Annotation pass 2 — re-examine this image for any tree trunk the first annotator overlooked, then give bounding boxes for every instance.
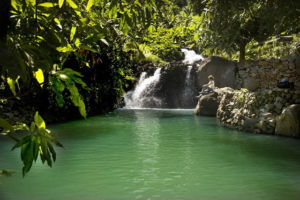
[239,42,246,62]
[0,0,11,42]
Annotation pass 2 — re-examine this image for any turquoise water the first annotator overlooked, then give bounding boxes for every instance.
[0,109,300,200]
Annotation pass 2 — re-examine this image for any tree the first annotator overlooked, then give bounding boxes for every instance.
[0,0,162,176]
[190,0,300,61]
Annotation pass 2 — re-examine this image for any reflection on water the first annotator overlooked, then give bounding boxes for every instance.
[0,109,300,200]
[133,110,160,197]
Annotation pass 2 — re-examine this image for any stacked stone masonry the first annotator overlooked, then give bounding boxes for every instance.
[216,88,300,137]
[235,57,300,91]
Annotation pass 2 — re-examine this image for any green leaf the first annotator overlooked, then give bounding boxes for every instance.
[21,140,34,176]
[50,76,65,107]
[67,83,87,118]
[11,135,31,151]
[47,142,56,161]
[78,99,87,118]
[34,69,44,87]
[38,2,57,7]
[7,77,17,96]
[75,38,80,48]
[30,122,35,133]
[58,0,65,8]
[54,18,61,25]
[125,75,136,81]
[66,0,78,9]
[56,45,74,53]
[86,0,94,11]
[11,0,18,10]
[34,112,46,130]
[29,0,36,6]
[9,113,63,176]
[12,123,29,132]
[70,26,77,41]
[100,38,109,46]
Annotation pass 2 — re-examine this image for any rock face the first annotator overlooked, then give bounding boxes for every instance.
[158,62,198,108]
[275,104,300,137]
[196,56,237,89]
[194,92,218,116]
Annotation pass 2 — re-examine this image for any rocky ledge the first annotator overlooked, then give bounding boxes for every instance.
[194,88,300,138]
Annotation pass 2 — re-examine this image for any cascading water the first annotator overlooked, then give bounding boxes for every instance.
[181,65,194,106]
[181,49,203,107]
[124,68,162,108]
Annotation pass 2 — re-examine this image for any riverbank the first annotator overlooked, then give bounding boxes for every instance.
[194,55,300,138]
[216,88,300,137]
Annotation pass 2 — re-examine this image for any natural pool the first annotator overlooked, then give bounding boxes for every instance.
[0,109,300,200]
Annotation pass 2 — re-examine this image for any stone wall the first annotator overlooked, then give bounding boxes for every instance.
[235,57,300,91]
[216,88,300,137]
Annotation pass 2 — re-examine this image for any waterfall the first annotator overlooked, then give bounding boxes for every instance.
[123,49,203,109]
[181,65,193,106]
[181,49,203,107]
[124,68,162,108]
[185,65,193,80]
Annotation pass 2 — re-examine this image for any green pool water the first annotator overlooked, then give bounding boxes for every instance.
[0,109,300,200]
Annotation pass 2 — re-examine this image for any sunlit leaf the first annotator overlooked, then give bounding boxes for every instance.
[59,0,65,8]
[86,0,94,11]
[29,0,36,6]
[7,77,17,96]
[100,38,109,46]
[56,45,74,53]
[70,26,77,41]
[38,2,57,7]
[66,0,78,9]
[54,18,61,25]
[75,38,80,48]
[34,69,44,87]
[11,0,18,10]
[34,112,46,130]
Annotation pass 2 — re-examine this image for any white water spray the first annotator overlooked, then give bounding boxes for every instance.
[181,49,204,64]
[124,68,162,108]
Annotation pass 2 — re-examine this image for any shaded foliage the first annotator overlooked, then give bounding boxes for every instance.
[0,0,163,175]
[190,0,300,61]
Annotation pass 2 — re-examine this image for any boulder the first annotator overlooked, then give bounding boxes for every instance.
[194,92,218,116]
[275,104,300,137]
[195,56,237,89]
